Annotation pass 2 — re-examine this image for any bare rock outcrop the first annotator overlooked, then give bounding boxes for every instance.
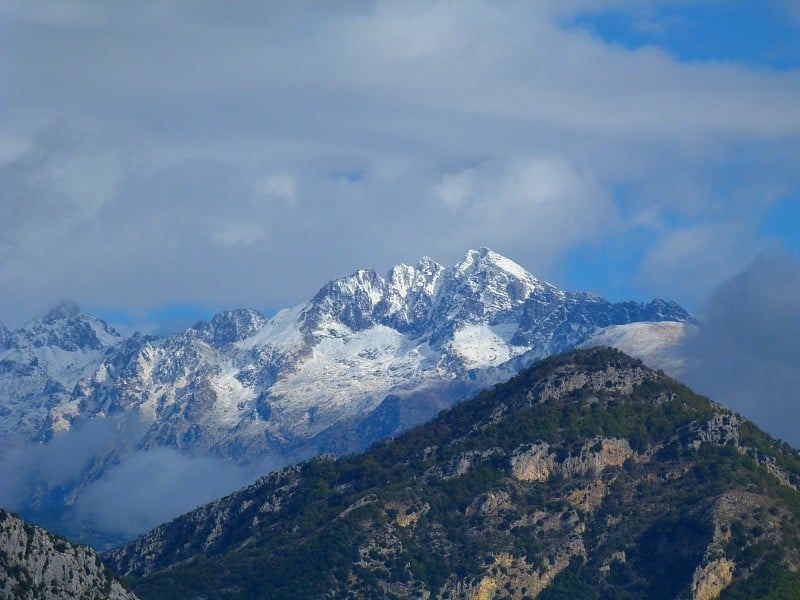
[511,438,638,482]
[0,508,137,600]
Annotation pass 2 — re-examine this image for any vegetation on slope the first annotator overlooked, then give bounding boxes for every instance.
[107,348,800,599]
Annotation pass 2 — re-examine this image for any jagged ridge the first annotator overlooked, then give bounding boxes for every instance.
[1,249,692,546]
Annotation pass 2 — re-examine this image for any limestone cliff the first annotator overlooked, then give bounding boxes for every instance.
[0,509,137,600]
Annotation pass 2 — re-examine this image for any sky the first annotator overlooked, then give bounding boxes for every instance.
[2,0,798,331]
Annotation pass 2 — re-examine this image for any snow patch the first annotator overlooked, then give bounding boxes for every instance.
[450,324,513,369]
[486,250,534,283]
[581,321,691,375]
[236,304,305,351]
[210,364,256,426]
[267,324,436,437]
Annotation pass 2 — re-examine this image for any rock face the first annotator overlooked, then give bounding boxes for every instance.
[511,438,637,482]
[0,508,137,599]
[106,349,800,599]
[0,249,691,545]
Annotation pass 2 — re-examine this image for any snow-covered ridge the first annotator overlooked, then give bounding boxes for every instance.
[0,248,692,544]
[580,321,693,376]
[1,249,692,448]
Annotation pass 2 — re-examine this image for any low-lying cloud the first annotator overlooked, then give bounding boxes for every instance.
[0,414,289,541]
[72,448,257,537]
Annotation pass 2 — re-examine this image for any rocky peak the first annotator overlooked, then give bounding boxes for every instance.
[641,298,695,322]
[377,258,445,332]
[208,309,268,345]
[302,268,388,332]
[43,300,81,324]
[14,303,120,353]
[438,248,543,322]
[299,248,544,335]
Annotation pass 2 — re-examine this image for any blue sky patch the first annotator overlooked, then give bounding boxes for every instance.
[568,2,800,70]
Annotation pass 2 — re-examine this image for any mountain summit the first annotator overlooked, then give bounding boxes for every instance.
[0,249,691,545]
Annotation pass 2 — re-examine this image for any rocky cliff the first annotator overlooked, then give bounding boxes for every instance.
[0,508,137,599]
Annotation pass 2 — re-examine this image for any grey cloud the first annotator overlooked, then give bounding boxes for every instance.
[72,448,259,537]
[1,2,799,325]
[0,414,145,506]
[678,254,800,448]
[637,221,781,306]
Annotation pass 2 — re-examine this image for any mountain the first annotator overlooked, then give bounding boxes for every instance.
[0,508,137,599]
[0,300,123,445]
[105,348,800,599]
[0,249,692,545]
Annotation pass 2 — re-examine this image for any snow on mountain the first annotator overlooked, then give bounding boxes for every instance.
[1,250,693,457]
[580,321,692,375]
[0,301,123,442]
[0,249,693,544]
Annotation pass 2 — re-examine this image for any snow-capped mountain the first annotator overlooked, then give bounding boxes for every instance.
[0,248,691,544]
[0,301,123,443]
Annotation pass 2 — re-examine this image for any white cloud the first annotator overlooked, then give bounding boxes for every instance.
[257,174,296,206]
[431,158,619,265]
[211,222,266,247]
[435,169,477,209]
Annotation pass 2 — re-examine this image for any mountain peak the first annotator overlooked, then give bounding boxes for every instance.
[209,309,268,345]
[455,247,536,283]
[43,300,81,323]
[17,300,121,352]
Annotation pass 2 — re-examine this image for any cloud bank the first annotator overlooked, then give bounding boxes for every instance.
[0,414,285,539]
[1,2,799,326]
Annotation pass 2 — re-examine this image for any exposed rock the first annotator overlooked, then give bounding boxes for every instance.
[459,534,586,600]
[0,508,137,600]
[534,364,651,404]
[688,412,741,450]
[511,438,638,482]
[692,557,734,600]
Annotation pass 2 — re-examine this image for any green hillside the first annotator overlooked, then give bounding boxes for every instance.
[107,348,800,599]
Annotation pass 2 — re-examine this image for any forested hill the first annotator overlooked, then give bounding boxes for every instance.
[107,348,800,599]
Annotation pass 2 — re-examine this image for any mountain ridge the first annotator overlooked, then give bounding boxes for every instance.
[0,249,692,546]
